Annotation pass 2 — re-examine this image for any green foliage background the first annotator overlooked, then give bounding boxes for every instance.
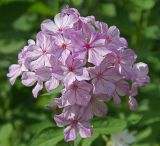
[0,0,160,146]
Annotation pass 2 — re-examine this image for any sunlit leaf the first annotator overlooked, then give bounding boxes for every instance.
[71,0,83,6]
[28,2,54,16]
[92,117,127,134]
[143,25,160,39]
[29,127,63,146]
[130,0,155,10]
[0,123,13,143]
[101,3,116,17]
[81,134,99,146]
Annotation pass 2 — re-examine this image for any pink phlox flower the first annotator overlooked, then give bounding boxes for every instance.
[7,39,35,85]
[89,61,121,95]
[61,80,92,107]
[80,16,96,24]
[54,106,92,142]
[127,85,139,111]
[61,7,80,17]
[70,23,110,65]
[25,32,55,70]
[45,56,64,92]
[111,48,137,78]
[7,64,22,85]
[112,80,129,105]
[128,96,138,111]
[41,13,78,34]
[21,67,50,97]
[62,55,90,87]
[126,62,149,111]
[84,94,109,120]
[18,39,35,71]
[74,15,95,31]
[132,62,150,87]
[53,34,72,63]
[96,22,128,49]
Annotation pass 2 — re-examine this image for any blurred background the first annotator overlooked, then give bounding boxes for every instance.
[0,0,160,146]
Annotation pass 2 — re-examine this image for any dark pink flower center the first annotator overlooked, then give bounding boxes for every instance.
[62,43,67,49]
[68,66,75,72]
[72,119,78,125]
[96,72,103,79]
[41,49,47,55]
[72,84,78,90]
[106,36,112,44]
[115,56,121,64]
[58,28,63,32]
[84,43,91,50]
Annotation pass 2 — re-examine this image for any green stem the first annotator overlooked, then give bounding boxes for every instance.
[69,141,75,146]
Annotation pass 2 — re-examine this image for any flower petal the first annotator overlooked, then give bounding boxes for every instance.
[45,77,59,92]
[64,126,77,142]
[32,81,43,98]
[41,19,58,33]
[78,122,92,138]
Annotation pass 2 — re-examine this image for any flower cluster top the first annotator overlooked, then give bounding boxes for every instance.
[7,7,149,141]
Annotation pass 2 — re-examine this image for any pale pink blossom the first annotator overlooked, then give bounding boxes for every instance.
[41,13,78,34]
[112,48,137,78]
[70,23,110,65]
[84,94,109,120]
[132,62,150,87]
[21,67,50,97]
[53,34,72,63]
[45,56,64,92]
[62,55,90,87]
[25,32,55,70]
[112,80,129,105]
[7,64,22,85]
[62,80,92,106]
[89,64,121,95]
[96,22,128,49]
[54,106,92,142]
[128,96,138,111]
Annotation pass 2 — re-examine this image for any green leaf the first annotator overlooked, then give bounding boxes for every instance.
[81,134,99,146]
[90,135,106,146]
[130,0,155,10]
[0,123,13,143]
[56,140,70,146]
[92,117,126,134]
[71,0,83,6]
[135,127,152,142]
[29,127,64,146]
[27,120,55,135]
[127,113,143,125]
[143,116,160,125]
[41,85,63,97]
[13,13,37,31]
[28,2,54,16]
[101,3,116,17]
[0,39,25,54]
[143,25,160,39]
[129,10,141,22]
[74,137,82,146]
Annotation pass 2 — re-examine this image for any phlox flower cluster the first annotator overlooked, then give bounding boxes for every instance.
[7,7,149,141]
